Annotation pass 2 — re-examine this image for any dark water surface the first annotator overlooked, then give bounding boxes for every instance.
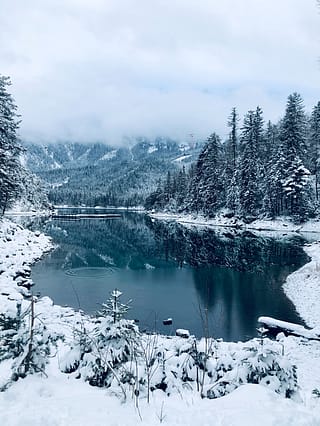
[26,209,309,340]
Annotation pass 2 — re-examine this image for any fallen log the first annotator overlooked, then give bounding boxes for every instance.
[258,316,320,341]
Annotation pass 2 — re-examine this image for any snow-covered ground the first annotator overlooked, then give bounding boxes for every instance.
[0,218,320,425]
[284,242,320,330]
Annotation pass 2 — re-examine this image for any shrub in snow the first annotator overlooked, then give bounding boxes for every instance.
[205,342,297,399]
[61,316,140,388]
[0,300,58,388]
[61,290,139,390]
[86,318,139,387]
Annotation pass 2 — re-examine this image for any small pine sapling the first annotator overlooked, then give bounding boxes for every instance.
[98,289,132,323]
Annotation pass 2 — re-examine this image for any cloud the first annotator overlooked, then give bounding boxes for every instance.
[0,0,319,144]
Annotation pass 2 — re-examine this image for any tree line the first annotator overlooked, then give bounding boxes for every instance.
[146,93,320,223]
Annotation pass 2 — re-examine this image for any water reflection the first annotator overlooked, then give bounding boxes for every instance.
[26,209,309,340]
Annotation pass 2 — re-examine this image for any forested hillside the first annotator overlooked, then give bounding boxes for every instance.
[23,138,204,207]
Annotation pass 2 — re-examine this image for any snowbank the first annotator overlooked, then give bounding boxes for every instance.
[283,242,320,330]
[0,377,318,426]
[0,219,53,305]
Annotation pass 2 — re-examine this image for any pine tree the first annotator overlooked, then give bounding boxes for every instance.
[201,133,224,217]
[225,108,239,214]
[186,149,207,214]
[236,110,261,218]
[0,75,22,214]
[227,107,238,171]
[279,93,312,220]
[309,101,320,200]
[282,158,312,221]
[176,166,187,208]
[280,93,307,164]
[253,106,264,156]
[262,125,286,217]
[186,133,223,216]
[99,289,131,323]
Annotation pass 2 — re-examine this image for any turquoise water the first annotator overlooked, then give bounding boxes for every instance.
[29,209,308,340]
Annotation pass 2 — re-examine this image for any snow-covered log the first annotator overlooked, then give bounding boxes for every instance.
[258,316,320,340]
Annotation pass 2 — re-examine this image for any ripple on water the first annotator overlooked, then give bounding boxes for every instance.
[64,267,116,278]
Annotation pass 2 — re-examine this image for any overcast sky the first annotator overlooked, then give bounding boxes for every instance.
[1,0,319,145]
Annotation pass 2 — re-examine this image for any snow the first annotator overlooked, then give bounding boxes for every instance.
[172,154,192,163]
[283,242,320,329]
[147,146,158,154]
[5,208,50,217]
[145,263,155,269]
[258,316,320,340]
[0,218,320,425]
[175,328,190,338]
[1,376,317,426]
[51,177,69,189]
[179,143,191,152]
[99,150,117,161]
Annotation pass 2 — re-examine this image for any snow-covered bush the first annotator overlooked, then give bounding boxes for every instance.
[61,316,140,388]
[205,341,297,399]
[0,300,58,388]
[61,290,140,390]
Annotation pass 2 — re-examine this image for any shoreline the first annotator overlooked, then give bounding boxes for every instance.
[148,211,320,235]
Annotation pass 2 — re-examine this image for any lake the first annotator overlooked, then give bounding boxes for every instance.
[25,208,310,340]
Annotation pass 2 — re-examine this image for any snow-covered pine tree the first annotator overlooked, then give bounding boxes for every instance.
[145,179,165,211]
[201,133,224,217]
[186,133,224,217]
[235,110,262,218]
[225,107,239,214]
[185,148,206,214]
[262,123,286,217]
[281,93,307,163]
[175,166,187,208]
[227,107,238,171]
[0,75,22,214]
[282,158,312,222]
[253,106,265,159]
[62,290,139,393]
[279,93,313,220]
[308,101,320,200]
[99,289,131,323]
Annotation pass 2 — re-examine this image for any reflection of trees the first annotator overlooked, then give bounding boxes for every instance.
[147,218,307,273]
[29,213,307,276]
[192,264,305,341]
[29,212,162,270]
[27,213,156,270]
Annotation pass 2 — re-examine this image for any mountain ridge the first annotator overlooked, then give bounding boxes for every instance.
[22,138,204,207]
